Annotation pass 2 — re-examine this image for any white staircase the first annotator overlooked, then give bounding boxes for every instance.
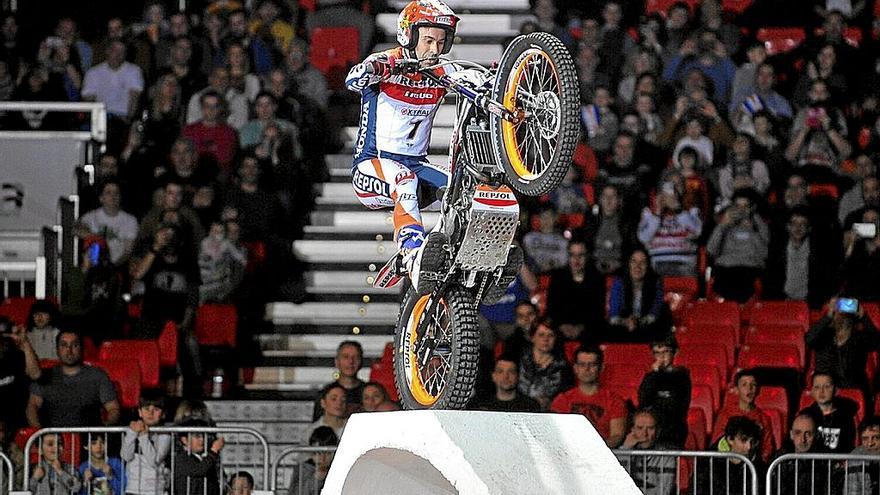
[250,9,532,394]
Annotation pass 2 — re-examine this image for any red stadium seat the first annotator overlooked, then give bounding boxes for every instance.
[743,325,806,368]
[0,296,37,325]
[737,343,802,371]
[863,302,880,329]
[684,301,741,342]
[663,276,699,316]
[722,0,753,14]
[99,340,161,389]
[310,27,360,89]
[838,388,866,425]
[38,359,59,370]
[763,407,785,450]
[678,343,730,381]
[756,28,806,56]
[691,385,716,434]
[195,303,238,347]
[689,364,723,410]
[564,340,581,365]
[602,343,653,366]
[663,276,699,299]
[158,320,178,368]
[676,324,737,369]
[809,183,839,200]
[687,407,708,450]
[243,240,267,275]
[96,357,141,409]
[82,336,99,362]
[749,301,810,331]
[603,363,649,389]
[755,386,789,421]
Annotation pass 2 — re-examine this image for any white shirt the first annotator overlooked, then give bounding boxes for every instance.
[186,87,249,130]
[80,207,139,264]
[82,62,144,117]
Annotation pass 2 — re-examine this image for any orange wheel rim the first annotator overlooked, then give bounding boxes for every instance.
[501,49,561,181]
[405,294,449,406]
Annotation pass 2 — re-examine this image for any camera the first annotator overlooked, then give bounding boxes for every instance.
[836,297,859,315]
[854,222,877,239]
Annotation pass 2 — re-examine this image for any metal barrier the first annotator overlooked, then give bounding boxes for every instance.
[0,102,107,145]
[613,449,760,495]
[0,258,46,299]
[271,446,336,495]
[22,427,270,495]
[0,451,13,495]
[766,453,880,495]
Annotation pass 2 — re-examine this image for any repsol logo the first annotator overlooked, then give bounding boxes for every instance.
[405,91,435,99]
[355,101,370,155]
[353,169,390,197]
[476,191,513,199]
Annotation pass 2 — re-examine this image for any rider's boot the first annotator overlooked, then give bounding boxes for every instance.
[403,231,448,295]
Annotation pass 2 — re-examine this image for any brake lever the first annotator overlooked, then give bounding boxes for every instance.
[390,58,422,76]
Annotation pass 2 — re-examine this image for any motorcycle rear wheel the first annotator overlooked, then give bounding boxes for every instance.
[490,32,580,196]
[393,284,479,410]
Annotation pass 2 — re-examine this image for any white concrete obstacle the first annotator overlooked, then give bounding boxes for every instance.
[321,410,641,495]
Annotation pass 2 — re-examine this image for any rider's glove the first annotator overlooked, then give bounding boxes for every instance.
[368,54,400,79]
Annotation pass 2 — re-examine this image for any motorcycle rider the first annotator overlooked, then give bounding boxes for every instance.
[345,0,459,292]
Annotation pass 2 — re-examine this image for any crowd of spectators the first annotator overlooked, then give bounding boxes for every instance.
[0,0,374,395]
[6,0,880,492]
[472,0,880,491]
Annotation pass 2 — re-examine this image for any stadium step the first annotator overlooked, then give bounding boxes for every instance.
[266,301,399,326]
[246,366,373,391]
[258,334,392,359]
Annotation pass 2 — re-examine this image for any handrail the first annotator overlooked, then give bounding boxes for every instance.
[0,451,12,494]
[766,452,880,495]
[613,448,759,495]
[271,446,337,494]
[0,257,46,298]
[0,101,106,142]
[22,426,271,490]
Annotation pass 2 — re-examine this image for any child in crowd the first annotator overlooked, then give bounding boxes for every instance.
[78,436,125,495]
[120,392,171,495]
[26,299,62,360]
[173,418,225,495]
[29,434,82,495]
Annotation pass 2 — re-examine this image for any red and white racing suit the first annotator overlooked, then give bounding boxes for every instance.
[346,47,454,250]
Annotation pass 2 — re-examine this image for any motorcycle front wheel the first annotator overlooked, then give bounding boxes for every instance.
[393,284,479,410]
[490,32,580,196]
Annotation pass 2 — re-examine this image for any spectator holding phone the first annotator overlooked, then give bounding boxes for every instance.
[839,207,880,301]
[707,190,769,302]
[785,79,851,183]
[806,296,880,392]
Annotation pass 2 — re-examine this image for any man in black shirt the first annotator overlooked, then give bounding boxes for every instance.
[638,335,691,447]
[798,372,858,453]
[470,355,540,412]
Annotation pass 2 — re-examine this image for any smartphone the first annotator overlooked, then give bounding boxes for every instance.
[88,243,100,265]
[837,297,859,314]
[854,222,877,238]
